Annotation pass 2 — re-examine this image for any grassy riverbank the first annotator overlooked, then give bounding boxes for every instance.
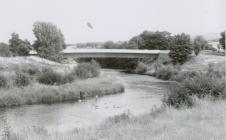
[6,98,226,140]
[0,56,124,107]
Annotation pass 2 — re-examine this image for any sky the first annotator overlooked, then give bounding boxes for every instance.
[0,0,225,44]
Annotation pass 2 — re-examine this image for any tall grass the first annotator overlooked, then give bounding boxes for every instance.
[6,99,226,140]
[164,66,225,108]
[0,77,124,107]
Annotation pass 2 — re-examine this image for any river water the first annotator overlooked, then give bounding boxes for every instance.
[0,69,170,136]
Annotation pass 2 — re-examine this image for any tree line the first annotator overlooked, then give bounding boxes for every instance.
[0,21,225,64]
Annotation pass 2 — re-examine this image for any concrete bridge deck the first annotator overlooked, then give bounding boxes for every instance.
[30,48,169,58]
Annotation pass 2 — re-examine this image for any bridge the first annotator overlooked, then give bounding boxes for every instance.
[30,48,169,58]
[62,48,169,58]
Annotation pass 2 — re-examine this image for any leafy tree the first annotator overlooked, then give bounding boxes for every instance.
[139,31,171,50]
[0,42,11,57]
[33,22,65,61]
[128,36,144,49]
[219,31,225,49]
[9,33,31,56]
[172,33,191,46]
[193,36,208,56]
[169,33,193,64]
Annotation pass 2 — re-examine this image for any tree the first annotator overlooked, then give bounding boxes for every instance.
[193,36,208,56]
[128,36,144,49]
[0,42,11,57]
[33,22,65,61]
[172,33,191,46]
[219,31,225,49]
[169,33,193,64]
[139,31,171,50]
[9,33,31,56]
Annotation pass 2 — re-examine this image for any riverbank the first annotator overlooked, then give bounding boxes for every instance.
[0,56,124,107]
[6,98,226,140]
[0,77,124,107]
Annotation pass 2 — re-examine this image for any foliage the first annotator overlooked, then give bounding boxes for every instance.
[0,42,11,57]
[33,22,65,61]
[134,62,148,74]
[8,33,31,56]
[154,64,179,80]
[38,70,74,85]
[139,31,171,50]
[74,61,100,79]
[164,68,225,108]
[219,31,225,49]
[0,75,7,88]
[169,45,193,64]
[14,72,30,87]
[163,85,194,108]
[193,36,208,56]
[172,33,191,46]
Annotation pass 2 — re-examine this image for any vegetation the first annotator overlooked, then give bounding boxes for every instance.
[164,66,225,108]
[74,60,100,79]
[134,62,147,74]
[138,31,171,50]
[14,72,30,87]
[0,77,124,107]
[0,42,11,57]
[0,75,7,88]
[154,64,179,80]
[193,36,208,56]
[5,99,226,140]
[8,33,31,56]
[33,22,66,61]
[219,31,225,49]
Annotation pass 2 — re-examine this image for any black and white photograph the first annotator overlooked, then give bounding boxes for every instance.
[0,0,225,139]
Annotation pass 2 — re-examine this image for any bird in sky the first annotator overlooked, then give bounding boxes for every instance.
[86,22,93,29]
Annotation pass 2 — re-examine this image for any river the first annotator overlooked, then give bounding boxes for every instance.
[0,69,170,136]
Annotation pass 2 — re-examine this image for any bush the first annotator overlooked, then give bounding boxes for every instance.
[134,62,147,74]
[38,71,63,85]
[154,64,179,80]
[163,85,194,108]
[170,71,200,82]
[164,69,225,108]
[0,75,7,88]
[169,45,193,64]
[0,43,11,57]
[74,61,100,79]
[38,71,74,85]
[14,72,30,87]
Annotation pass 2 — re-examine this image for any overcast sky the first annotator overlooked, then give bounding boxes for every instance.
[0,0,225,43]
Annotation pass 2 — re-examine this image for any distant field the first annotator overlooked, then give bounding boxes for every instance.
[182,51,225,71]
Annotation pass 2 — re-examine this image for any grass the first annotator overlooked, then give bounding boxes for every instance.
[5,98,226,140]
[0,56,124,107]
[0,77,124,107]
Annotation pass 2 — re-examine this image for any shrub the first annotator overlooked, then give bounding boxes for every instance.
[170,71,200,82]
[14,72,30,87]
[38,70,75,85]
[0,75,7,88]
[154,64,179,80]
[163,85,194,108]
[38,71,63,85]
[74,61,100,79]
[0,43,11,57]
[164,69,225,108]
[134,62,147,74]
[169,45,193,64]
